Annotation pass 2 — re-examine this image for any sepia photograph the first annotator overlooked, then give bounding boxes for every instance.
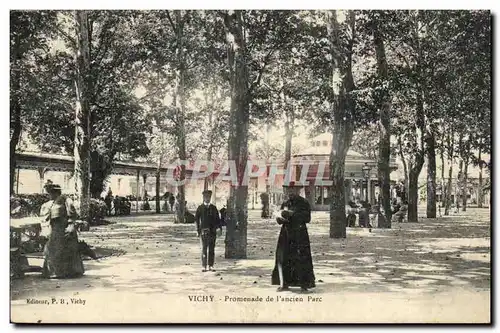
[8,6,491,324]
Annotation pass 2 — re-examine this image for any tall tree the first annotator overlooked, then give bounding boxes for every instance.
[370,11,392,227]
[73,10,92,220]
[326,10,356,238]
[10,11,56,194]
[27,11,151,198]
[223,10,250,258]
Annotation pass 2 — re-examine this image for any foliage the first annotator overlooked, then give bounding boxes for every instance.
[350,123,380,159]
[87,199,108,224]
[9,194,106,224]
[10,194,50,218]
[13,10,491,227]
[23,11,151,197]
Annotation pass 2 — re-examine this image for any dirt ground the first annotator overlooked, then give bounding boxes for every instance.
[10,207,490,323]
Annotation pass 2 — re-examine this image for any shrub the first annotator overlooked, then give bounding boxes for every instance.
[88,199,107,224]
[141,201,151,211]
[10,194,107,225]
[10,194,50,218]
[113,196,131,216]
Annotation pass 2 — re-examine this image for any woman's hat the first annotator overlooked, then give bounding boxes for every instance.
[44,182,62,191]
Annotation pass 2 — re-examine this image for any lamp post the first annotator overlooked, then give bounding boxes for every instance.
[361,163,372,203]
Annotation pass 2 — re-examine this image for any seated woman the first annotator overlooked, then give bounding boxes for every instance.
[391,198,401,214]
[393,200,408,223]
[40,183,84,279]
[346,200,358,227]
[358,201,370,228]
[219,203,228,227]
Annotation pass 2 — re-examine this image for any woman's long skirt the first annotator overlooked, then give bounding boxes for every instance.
[42,219,84,279]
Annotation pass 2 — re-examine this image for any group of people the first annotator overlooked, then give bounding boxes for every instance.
[37,181,316,293]
[195,183,316,291]
[345,196,409,227]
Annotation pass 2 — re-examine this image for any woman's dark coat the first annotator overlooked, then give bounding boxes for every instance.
[271,195,315,288]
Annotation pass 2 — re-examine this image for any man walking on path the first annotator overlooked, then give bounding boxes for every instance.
[195,190,222,272]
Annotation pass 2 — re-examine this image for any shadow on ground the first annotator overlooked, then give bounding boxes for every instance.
[11,208,490,299]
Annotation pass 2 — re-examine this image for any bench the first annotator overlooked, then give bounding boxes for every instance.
[10,223,44,278]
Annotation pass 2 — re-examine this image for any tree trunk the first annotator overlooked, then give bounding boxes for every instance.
[73,10,92,221]
[10,73,21,196]
[174,11,187,224]
[10,32,22,195]
[156,157,161,213]
[478,141,483,208]
[89,151,113,198]
[408,168,420,222]
[455,158,463,212]
[204,145,213,191]
[440,133,445,211]
[204,104,214,191]
[459,136,471,211]
[327,10,356,238]
[426,132,437,218]
[284,113,293,185]
[373,18,391,227]
[407,132,425,222]
[398,136,409,193]
[280,61,294,188]
[330,130,352,238]
[407,12,426,223]
[444,130,454,215]
[462,158,469,211]
[265,122,271,200]
[444,163,453,215]
[224,11,249,258]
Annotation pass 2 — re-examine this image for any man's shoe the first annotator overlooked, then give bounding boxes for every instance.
[209,267,216,272]
[277,286,289,292]
[202,267,207,272]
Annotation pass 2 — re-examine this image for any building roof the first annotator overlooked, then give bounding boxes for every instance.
[295,145,364,158]
[295,133,365,158]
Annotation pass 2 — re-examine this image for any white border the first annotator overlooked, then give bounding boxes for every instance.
[1,1,497,332]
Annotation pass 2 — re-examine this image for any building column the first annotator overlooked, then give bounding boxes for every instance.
[135,170,140,213]
[16,167,20,194]
[37,167,48,193]
[304,182,315,209]
[367,179,371,203]
[345,179,352,204]
[369,180,376,205]
[142,173,148,199]
[212,179,217,204]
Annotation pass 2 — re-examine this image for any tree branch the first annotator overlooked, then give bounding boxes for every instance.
[166,10,177,34]
[55,25,77,49]
[249,48,276,95]
[387,42,412,69]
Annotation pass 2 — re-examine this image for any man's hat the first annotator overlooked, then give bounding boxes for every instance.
[202,190,213,196]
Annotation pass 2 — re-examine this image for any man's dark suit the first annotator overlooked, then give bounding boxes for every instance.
[195,204,221,268]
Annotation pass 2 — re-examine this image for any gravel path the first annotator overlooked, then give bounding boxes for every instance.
[10,207,490,323]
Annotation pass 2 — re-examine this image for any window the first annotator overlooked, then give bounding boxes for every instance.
[316,141,321,146]
[312,142,315,147]
[323,140,328,146]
